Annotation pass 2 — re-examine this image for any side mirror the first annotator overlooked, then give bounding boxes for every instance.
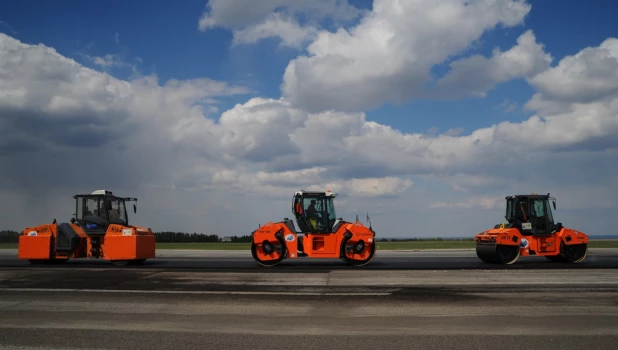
[133,204,137,214]
[552,200,556,210]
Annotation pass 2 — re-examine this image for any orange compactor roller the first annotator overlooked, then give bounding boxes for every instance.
[475,193,588,264]
[251,190,376,267]
[18,189,156,266]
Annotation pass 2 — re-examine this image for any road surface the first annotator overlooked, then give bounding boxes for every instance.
[0,248,617,349]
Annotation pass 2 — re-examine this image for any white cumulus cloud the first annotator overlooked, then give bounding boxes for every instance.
[281,0,533,112]
[527,37,618,109]
[435,30,553,98]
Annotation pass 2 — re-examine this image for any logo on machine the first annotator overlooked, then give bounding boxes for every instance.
[285,234,295,242]
[519,238,529,248]
[27,231,37,236]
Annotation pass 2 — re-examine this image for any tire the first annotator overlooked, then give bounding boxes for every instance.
[341,239,376,266]
[476,243,520,264]
[561,242,588,263]
[251,241,286,267]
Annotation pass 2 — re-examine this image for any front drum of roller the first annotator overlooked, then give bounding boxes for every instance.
[476,243,520,264]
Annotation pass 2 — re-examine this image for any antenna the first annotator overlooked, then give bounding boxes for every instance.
[366,212,372,230]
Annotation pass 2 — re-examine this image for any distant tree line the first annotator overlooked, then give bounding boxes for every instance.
[0,230,19,243]
[225,235,253,243]
[153,232,252,243]
[375,237,474,242]
[154,231,220,243]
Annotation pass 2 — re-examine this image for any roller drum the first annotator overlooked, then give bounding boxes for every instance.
[476,242,520,264]
[476,243,500,263]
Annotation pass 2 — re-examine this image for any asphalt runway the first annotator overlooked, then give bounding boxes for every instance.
[1,248,617,349]
[1,247,617,270]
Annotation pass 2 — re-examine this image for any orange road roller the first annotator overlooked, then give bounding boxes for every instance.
[18,189,156,266]
[475,193,588,264]
[251,190,376,267]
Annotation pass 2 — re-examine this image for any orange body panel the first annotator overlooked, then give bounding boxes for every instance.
[474,226,589,257]
[18,224,55,260]
[18,235,52,259]
[101,235,156,260]
[17,222,156,262]
[303,234,339,257]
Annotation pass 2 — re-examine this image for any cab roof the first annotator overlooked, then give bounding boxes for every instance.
[506,193,552,199]
[294,190,337,198]
[73,189,137,201]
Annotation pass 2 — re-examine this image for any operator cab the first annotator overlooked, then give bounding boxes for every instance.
[505,193,560,235]
[73,189,138,235]
[293,190,340,234]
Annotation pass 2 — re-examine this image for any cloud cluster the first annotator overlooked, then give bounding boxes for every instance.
[2,0,618,237]
[0,33,246,198]
[436,30,553,98]
[281,0,534,112]
[0,33,417,232]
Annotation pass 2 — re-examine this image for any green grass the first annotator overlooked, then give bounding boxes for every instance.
[2,240,618,250]
[587,240,618,248]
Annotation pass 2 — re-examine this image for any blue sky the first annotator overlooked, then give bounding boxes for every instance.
[1,0,617,237]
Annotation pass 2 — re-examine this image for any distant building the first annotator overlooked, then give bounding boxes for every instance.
[221,236,233,242]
